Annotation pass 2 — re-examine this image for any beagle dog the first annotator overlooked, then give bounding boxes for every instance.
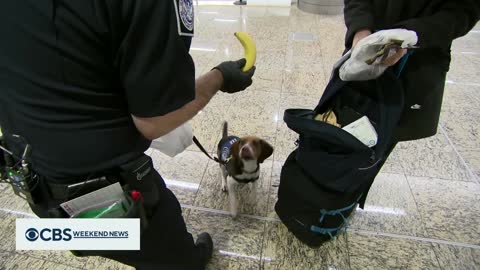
[217,122,273,218]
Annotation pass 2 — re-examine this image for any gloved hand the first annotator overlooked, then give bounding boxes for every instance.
[213,59,256,93]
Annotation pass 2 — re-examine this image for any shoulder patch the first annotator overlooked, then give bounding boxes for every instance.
[173,0,194,37]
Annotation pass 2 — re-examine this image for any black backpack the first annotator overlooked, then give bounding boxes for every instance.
[275,59,405,247]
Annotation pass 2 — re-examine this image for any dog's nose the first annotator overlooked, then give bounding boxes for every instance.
[241,146,254,159]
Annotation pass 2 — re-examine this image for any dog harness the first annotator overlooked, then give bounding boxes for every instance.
[218,136,240,163]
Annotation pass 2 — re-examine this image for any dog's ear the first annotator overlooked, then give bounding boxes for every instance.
[230,140,241,161]
[258,140,273,163]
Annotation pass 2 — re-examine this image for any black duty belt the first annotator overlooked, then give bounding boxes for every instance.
[43,174,121,201]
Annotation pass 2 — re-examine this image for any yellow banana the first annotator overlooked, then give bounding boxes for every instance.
[234,32,256,72]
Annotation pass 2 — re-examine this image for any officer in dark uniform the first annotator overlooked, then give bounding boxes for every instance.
[344,0,480,141]
[0,0,255,269]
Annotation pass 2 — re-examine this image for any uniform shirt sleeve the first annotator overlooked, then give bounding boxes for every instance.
[113,0,196,117]
[394,0,480,49]
[344,0,375,49]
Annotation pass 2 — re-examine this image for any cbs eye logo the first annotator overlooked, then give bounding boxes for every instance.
[25,228,39,242]
[24,228,72,242]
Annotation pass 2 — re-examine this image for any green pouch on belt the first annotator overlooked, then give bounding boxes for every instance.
[73,199,128,219]
[71,191,148,232]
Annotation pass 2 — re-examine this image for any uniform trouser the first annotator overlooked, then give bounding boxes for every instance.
[29,169,205,270]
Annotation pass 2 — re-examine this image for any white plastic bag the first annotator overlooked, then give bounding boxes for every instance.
[340,29,418,81]
[150,122,193,157]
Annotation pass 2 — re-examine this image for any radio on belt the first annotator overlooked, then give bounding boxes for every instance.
[0,130,41,205]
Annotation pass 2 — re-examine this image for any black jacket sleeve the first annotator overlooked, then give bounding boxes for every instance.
[395,0,480,49]
[103,0,196,118]
[343,0,375,49]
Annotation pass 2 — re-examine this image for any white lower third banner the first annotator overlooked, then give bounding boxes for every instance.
[16,219,140,250]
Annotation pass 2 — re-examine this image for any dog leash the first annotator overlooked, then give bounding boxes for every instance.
[192,136,227,165]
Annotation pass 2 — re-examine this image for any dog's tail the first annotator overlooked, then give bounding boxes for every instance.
[222,121,228,139]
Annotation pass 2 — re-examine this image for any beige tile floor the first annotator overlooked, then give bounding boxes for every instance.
[1,4,480,270]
